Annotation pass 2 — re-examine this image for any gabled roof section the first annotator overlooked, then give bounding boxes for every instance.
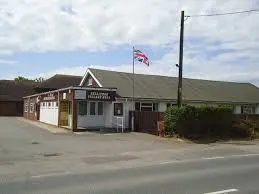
[35,74,82,92]
[88,68,259,104]
[79,68,103,87]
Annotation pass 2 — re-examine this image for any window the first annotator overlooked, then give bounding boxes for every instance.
[98,102,103,115]
[135,102,140,111]
[153,103,158,112]
[56,102,59,107]
[140,102,153,112]
[30,103,34,113]
[48,102,51,107]
[241,105,255,114]
[68,103,72,115]
[79,101,87,115]
[24,103,28,112]
[90,102,96,115]
[88,78,93,86]
[42,102,45,107]
[114,103,123,116]
[135,102,159,112]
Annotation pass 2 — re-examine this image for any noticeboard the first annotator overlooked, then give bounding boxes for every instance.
[86,90,116,101]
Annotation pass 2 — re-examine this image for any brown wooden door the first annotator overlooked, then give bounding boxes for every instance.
[60,101,69,126]
[36,104,40,120]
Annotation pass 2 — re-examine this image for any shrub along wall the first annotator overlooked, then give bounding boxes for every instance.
[164,106,255,139]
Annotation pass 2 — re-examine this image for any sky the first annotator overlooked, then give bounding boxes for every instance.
[0,0,259,85]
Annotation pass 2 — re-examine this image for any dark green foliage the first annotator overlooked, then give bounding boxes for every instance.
[165,106,235,139]
[14,76,30,81]
[232,119,257,139]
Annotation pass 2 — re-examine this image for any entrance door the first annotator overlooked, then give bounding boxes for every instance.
[60,101,69,126]
[36,103,40,120]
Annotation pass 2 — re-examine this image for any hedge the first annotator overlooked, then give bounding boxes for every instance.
[164,106,235,138]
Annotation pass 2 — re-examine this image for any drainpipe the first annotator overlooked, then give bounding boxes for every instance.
[57,91,60,127]
[27,97,29,119]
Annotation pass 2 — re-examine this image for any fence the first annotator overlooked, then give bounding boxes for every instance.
[129,111,164,134]
[129,112,259,135]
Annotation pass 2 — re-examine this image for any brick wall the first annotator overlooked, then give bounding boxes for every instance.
[23,97,38,120]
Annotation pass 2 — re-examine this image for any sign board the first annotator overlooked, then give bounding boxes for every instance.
[74,90,87,100]
[86,90,116,101]
[43,93,56,101]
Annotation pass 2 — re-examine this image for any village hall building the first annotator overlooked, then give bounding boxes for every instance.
[23,68,259,131]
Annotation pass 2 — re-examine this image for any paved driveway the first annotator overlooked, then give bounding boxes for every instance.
[0,117,187,176]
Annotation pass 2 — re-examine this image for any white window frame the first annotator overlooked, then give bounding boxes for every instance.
[114,102,123,116]
[24,103,28,112]
[78,101,88,116]
[140,103,153,111]
[97,102,104,116]
[88,78,93,86]
[30,103,34,113]
[89,101,96,115]
[242,104,255,114]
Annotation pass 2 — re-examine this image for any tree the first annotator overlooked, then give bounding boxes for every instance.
[14,76,30,81]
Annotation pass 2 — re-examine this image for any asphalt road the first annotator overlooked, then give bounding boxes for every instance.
[1,117,259,194]
[1,154,259,194]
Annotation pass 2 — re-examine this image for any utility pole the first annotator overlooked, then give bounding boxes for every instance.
[177,10,185,108]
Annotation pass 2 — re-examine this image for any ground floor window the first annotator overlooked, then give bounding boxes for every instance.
[78,101,104,116]
[98,102,103,115]
[135,102,158,112]
[30,103,34,113]
[114,103,123,116]
[241,105,256,114]
[24,103,28,112]
[90,102,96,115]
[79,101,87,115]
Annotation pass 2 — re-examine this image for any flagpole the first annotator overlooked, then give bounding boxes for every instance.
[132,46,135,132]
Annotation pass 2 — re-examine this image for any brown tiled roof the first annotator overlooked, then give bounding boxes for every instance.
[0,80,37,101]
[35,74,82,91]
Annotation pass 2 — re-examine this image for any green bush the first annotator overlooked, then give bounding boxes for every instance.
[232,119,257,139]
[165,106,233,138]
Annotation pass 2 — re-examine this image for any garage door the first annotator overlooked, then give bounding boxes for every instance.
[0,101,23,116]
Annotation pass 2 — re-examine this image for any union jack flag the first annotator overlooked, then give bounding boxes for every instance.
[134,49,149,66]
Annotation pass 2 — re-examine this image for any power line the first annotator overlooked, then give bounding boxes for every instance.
[187,8,259,17]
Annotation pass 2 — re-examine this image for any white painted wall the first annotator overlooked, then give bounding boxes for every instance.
[68,114,72,128]
[158,102,167,112]
[104,102,113,128]
[255,105,259,114]
[78,115,105,128]
[103,100,132,129]
[40,101,58,125]
[233,105,241,114]
[77,101,106,129]
[120,100,132,129]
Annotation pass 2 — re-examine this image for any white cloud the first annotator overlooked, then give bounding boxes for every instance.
[0,59,16,64]
[0,0,257,53]
[1,0,259,85]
